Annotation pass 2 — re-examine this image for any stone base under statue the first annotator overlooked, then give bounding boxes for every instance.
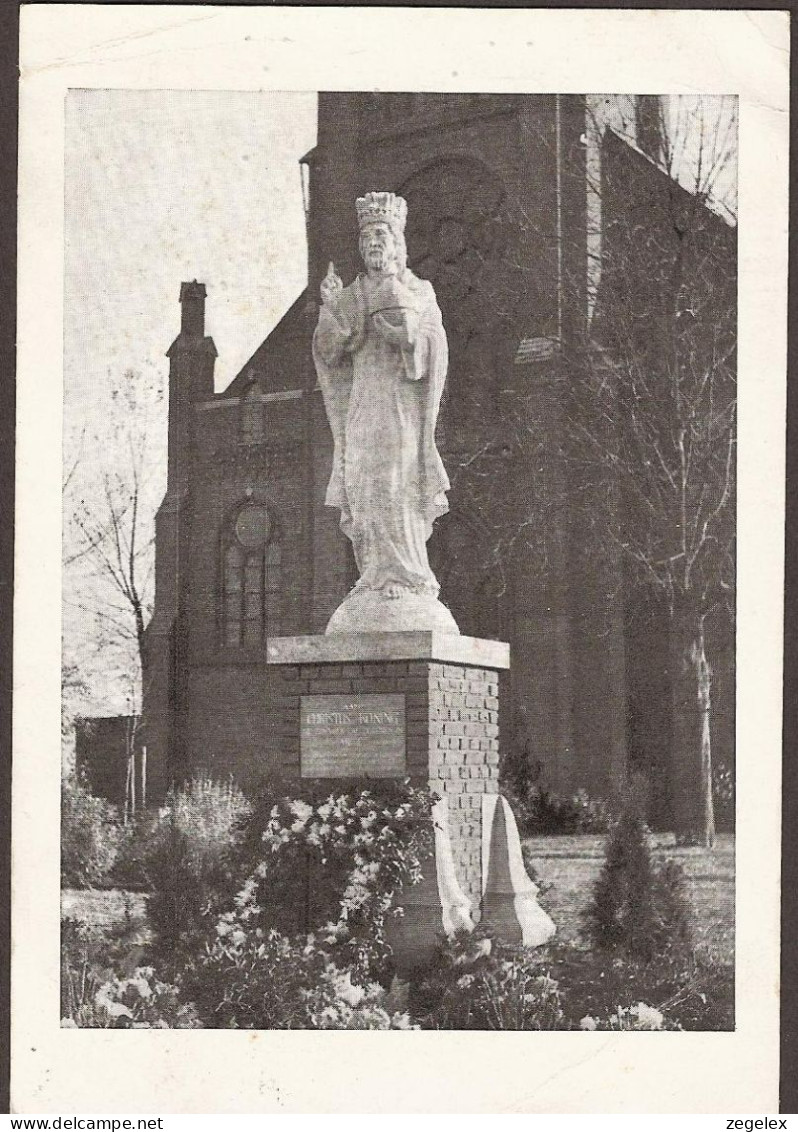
[266,631,555,972]
[325,588,459,635]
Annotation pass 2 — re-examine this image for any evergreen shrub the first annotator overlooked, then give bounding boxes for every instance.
[583,777,693,960]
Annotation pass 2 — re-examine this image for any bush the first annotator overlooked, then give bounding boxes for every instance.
[583,780,693,960]
[61,919,197,1028]
[500,709,543,801]
[145,775,251,968]
[61,915,197,1028]
[499,713,611,835]
[112,810,164,888]
[144,777,435,985]
[183,929,415,1030]
[504,781,612,837]
[61,918,116,1026]
[412,930,564,1030]
[81,967,199,1029]
[173,780,435,1028]
[61,776,123,887]
[544,939,733,1031]
[218,780,436,978]
[527,787,611,835]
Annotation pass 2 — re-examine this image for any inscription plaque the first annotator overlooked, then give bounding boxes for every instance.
[300,693,406,778]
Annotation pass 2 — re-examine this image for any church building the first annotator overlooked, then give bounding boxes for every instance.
[137,94,735,825]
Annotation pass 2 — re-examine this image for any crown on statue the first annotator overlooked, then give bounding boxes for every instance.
[356,191,407,233]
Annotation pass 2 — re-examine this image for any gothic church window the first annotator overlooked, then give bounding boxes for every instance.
[241,382,265,445]
[222,502,281,647]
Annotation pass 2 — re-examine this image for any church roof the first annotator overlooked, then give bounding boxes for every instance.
[221,290,311,398]
[603,126,737,230]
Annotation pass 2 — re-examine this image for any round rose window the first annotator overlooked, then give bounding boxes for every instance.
[235,504,271,548]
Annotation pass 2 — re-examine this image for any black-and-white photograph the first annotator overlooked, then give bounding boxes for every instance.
[60,89,738,1033]
[11,3,788,1115]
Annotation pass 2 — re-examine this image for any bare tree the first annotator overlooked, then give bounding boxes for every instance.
[437,96,736,845]
[560,97,736,845]
[63,370,165,815]
[579,106,733,846]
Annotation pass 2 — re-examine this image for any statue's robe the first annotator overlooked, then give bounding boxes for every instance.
[312,269,449,598]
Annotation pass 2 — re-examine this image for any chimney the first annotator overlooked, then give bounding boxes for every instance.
[166,282,217,487]
[179,280,206,338]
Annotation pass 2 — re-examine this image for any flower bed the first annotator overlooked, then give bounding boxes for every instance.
[61,775,734,1031]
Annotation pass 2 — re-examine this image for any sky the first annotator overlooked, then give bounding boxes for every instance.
[62,90,317,719]
[64,90,317,415]
[63,91,734,437]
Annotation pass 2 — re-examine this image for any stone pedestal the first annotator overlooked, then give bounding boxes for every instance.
[266,631,554,971]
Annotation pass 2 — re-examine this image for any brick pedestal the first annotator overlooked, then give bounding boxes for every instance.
[266,632,554,969]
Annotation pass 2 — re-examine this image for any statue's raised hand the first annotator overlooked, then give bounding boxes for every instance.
[320,262,344,307]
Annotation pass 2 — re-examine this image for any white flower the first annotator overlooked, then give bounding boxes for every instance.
[103,1000,134,1020]
[333,972,366,1007]
[630,1002,665,1030]
[230,929,246,947]
[579,1015,598,1031]
[129,974,152,999]
[289,799,313,826]
[216,920,232,937]
[235,877,259,907]
[456,974,475,989]
[474,938,492,959]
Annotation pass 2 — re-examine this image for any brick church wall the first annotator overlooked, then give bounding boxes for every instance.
[141,94,735,822]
